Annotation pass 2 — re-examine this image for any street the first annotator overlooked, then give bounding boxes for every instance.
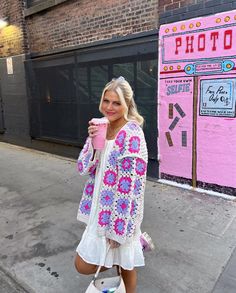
[0,142,236,293]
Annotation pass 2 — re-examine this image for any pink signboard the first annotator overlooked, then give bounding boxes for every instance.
[159,10,236,77]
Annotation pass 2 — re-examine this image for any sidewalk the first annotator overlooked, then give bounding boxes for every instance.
[0,141,236,293]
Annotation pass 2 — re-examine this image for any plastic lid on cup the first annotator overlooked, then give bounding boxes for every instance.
[91,117,109,124]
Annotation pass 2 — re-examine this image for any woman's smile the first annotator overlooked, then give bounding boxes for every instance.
[106,111,116,116]
[101,90,126,123]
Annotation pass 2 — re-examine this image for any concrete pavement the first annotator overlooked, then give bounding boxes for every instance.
[0,141,236,293]
[212,247,236,293]
[0,266,28,293]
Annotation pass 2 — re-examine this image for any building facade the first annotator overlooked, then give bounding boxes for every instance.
[0,0,159,177]
[0,0,235,195]
[0,0,29,143]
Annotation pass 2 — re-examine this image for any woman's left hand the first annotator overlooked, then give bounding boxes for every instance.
[107,238,121,249]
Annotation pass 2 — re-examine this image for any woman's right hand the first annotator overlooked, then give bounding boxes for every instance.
[88,120,98,138]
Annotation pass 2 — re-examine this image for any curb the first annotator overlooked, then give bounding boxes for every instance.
[0,265,34,293]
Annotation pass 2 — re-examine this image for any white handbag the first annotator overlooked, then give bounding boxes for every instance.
[85,247,126,293]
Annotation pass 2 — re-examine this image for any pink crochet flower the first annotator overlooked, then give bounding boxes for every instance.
[120,158,132,172]
[98,210,111,226]
[100,190,114,206]
[135,158,147,176]
[128,136,140,153]
[117,198,129,215]
[85,183,94,196]
[103,170,117,186]
[80,199,91,215]
[118,177,132,194]
[115,130,126,148]
[114,218,125,235]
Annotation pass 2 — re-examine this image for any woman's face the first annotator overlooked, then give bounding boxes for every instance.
[101,90,126,123]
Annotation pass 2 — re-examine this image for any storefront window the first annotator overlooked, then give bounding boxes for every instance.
[26,0,45,7]
[30,36,158,171]
[136,60,157,102]
[77,66,89,104]
[113,63,135,88]
[90,65,108,103]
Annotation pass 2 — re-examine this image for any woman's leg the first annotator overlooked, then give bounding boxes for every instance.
[121,268,137,293]
[74,254,109,275]
[75,254,137,292]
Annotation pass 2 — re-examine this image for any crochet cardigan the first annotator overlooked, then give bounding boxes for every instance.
[77,121,148,244]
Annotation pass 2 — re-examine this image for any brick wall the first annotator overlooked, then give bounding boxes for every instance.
[159,0,236,25]
[0,0,28,57]
[25,0,158,54]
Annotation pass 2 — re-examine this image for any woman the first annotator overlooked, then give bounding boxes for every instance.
[75,76,148,293]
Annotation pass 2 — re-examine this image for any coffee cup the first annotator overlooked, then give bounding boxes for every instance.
[91,117,109,150]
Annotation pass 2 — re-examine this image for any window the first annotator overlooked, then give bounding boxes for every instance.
[113,63,135,88]
[91,65,109,103]
[35,64,77,141]
[26,0,45,7]
[29,32,158,163]
[25,0,68,15]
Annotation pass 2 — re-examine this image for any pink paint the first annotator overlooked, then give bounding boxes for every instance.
[159,77,193,179]
[159,10,236,191]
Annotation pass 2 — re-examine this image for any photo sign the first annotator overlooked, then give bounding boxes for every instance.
[200,78,236,117]
[159,10,236,77]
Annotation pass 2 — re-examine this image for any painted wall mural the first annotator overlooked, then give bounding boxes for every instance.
[159,10,236,195]
[199,78,236,117]
[159,77,193,179]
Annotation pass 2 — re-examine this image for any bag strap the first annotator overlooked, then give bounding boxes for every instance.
[93,245,122,280]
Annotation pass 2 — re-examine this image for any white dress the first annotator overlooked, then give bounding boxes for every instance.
[76,140,145,270]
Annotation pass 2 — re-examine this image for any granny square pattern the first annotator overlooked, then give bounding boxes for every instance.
[77,121,148,244]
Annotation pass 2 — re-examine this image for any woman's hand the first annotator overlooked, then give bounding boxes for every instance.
[107,238,121,249]
[88,120,98,138]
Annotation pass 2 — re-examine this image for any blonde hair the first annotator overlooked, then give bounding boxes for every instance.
[99,76,144,126]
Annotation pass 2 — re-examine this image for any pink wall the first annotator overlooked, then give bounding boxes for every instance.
[159,10,236,191]
[159,77,193,179]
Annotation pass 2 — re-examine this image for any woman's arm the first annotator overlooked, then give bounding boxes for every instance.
[77,120,100,176]
[77,137,99,176]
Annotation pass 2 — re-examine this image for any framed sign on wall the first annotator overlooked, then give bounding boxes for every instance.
[200,78,236,117]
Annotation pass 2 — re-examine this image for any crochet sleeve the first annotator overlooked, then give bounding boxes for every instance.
[77,137,99,176]
[105,155,147,244]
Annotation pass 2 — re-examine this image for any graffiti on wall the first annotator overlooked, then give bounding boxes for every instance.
[159,77,193,179]
[165,78,189,146]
